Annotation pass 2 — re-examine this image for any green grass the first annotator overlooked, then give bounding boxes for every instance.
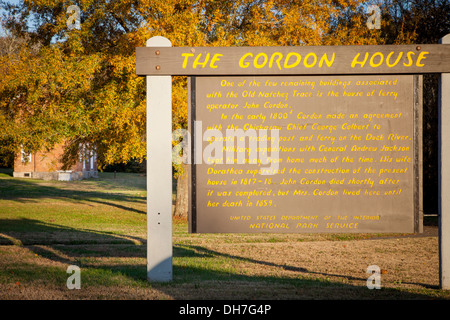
[0,171,447,300]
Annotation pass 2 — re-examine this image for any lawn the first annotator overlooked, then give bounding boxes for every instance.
[0,168,448,300]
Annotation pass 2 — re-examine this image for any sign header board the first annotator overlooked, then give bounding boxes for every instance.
[136,44,450,76]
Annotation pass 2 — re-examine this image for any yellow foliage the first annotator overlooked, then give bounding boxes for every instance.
[1,0,402,171]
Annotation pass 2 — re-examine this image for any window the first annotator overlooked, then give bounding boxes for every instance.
[79,143,97,171]
[21,149,31,163]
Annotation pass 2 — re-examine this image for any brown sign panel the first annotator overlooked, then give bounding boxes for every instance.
[136,44,450,76]
[189,75,421,233]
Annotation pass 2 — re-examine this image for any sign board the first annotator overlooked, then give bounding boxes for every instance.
[137,36,450,285]
[188,74,422,233]
[136,44,450,76]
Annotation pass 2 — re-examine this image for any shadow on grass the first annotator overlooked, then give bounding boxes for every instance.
[0,174,442,299]
[0,175,146,214]
[0,217,441,299]
[0,218,145,246]
[82,244,439,299]
[0,168,13,177]
[174,245,439,289]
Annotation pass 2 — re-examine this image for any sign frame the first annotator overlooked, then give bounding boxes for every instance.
[187,74,423,234]
[137,35,449,288]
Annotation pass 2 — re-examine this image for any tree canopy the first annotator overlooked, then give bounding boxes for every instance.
[0,0,448,170]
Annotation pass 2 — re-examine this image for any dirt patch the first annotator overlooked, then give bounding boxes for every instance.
[0,230,446,300]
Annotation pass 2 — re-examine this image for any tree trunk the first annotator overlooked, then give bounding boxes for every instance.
[174,163,188,219]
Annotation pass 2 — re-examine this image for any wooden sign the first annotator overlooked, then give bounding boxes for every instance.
[136,44,450,76]
[189,74,422,233]
[138,34,450,288]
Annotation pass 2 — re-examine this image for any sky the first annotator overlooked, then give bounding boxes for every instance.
[0,0,25,36]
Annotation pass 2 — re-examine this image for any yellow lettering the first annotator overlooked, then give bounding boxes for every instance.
[284,52,302,69]
[304,52,317,68]
[386,51,403,67]
[210,54,223,68]
[351,52,369,68]
[403,51,415,66]
[369,52,384,67]
[193,53,210,68]
[239,53,252,68]
[181,53,194,68]
[319,53,335,68]
[416,51,429,67]
[269,52,283,70]
[254,52,268,69]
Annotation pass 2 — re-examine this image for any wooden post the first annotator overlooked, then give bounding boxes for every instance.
[146,36,173,282]
[439,33,450,290]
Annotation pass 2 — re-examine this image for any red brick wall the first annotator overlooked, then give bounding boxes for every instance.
[14,143,97,174]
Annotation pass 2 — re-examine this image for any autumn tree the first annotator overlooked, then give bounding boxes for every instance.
[0,16,42,167]
[3,0,439,217]
[378,0,450,215]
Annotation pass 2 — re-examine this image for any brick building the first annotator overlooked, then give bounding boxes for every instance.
[13,143,98,181]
